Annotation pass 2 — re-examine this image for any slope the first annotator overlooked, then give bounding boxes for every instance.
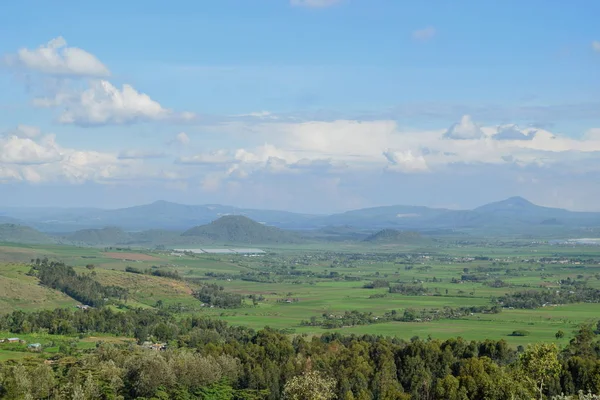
[182,215,303,244]
[0,224,55,244]
[65,227,134,246]
[363,229,429,245]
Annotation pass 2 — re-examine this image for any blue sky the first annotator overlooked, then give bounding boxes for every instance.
[1,0,600,212]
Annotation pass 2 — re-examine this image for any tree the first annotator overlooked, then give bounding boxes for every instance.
[283,371,336,400]
[556,330,565,339]
[520,343,561,400]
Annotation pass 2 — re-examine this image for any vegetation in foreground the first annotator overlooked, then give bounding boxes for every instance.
[2,306,600,399]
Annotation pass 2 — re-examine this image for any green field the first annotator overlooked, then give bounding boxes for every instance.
[1,240,600,347]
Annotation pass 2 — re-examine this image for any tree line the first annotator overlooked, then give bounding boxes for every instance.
[3,307,600,399]
[28,258,128,307]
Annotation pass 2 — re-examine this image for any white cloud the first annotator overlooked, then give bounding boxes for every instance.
[0,134,62,165]
[118,149,167,160]
[0,128,171,184]
[190,117,600,180]
[177,149,231,165]
[258,120,400,161]
[170,132,191,146]
[444,115,485,140]
[383,149,429,173]
[290,0,341,7]
[593,41,600,52]
[52,80,195,126]
[412,26,436,41]
[492,124,536,141]
[4,37,110,77]
[235,111,277,120]
[234,144,294,164]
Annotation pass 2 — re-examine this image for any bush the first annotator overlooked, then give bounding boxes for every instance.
[509,330,530,337]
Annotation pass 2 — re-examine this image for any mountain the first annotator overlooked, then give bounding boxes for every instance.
[0,224,55,244]
[321,205,448,228]
[363,229,427,244]
[65,227,134,246]
[0,201,319,231]
[473,196,562,218]
[1,197,600,239]
[182,215,303,244]
[88,200,320,230]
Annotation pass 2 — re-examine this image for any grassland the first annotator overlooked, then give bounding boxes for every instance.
[1,239,600,348]
[0,330,134,361]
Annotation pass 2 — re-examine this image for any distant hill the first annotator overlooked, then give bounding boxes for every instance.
[0,201,319,231]
[363,229,427,244]
[127,229,186,245]
[2,196,600,238]
[65,227,133,245]
[0,224,55,244]
[0,216,23,225]
[182,215,303,244]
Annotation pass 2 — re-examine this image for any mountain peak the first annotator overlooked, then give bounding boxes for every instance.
[475,196,540,213]
[502,196,534,207]
[181,215,301,244]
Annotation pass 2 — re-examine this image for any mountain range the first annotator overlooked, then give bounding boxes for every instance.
[0,197,599,242]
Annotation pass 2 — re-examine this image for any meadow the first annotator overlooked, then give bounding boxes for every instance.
[1,238,600,361]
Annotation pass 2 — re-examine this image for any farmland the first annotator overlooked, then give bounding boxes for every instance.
[1,239,600,352]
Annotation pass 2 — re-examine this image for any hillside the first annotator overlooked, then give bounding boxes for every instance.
[363,229,427,244]
[65,227,133,245]
[0,224,54,244]
[182,215,303,244]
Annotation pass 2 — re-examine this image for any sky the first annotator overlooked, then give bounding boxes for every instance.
[1,0,600,213]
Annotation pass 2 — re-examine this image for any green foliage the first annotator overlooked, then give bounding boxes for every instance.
[193,284,243,308]
[282,371,336,400]
[389,283,429,295]
[29,259,128,307]
[498,286,600,309]
[363,279,389,289]
[0,223,54,244]
[509,330,530,337]
[520,343,561,399]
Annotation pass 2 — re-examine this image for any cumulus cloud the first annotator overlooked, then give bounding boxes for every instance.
[383,149,429,172]
[444,115,485,140]
[170,132,191,146]
[4,39,194,126]
[492,125,536,141]
[0,134,62,165]
[0,128,170,184]
[3,36,110,77]
[47,80,195,126]
[412,26,436,41]
[290,0,341,7]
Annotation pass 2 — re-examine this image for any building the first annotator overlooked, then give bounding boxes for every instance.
[141,341,167,351]
[27,343,42,351]
[6,338,20,343]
